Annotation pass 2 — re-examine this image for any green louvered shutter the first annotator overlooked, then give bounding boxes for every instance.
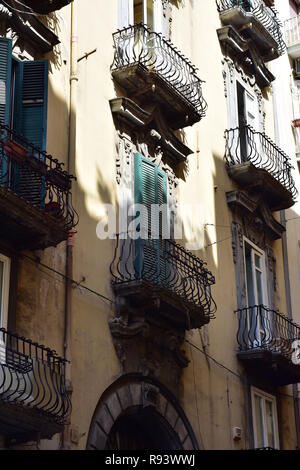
[13,60,48,206]
[134,153,168,283]
[0,37,12,127]
[0,38,12,182]
[20,60,49,150]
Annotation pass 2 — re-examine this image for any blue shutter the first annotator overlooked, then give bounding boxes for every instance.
[134,153,168,282]
[0,37,12,127]
[20,60,49,151]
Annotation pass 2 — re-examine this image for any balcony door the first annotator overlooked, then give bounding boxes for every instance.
[244,239,270,347]
[251,387,279,449]
[0,37,48,208]
[119,0,165,32]
[237,81,259,163]
[134,153,169,285]
[0,254,10,365]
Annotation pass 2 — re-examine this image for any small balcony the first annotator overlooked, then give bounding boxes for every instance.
[111,24,207,130]
[0,125,78,251]
[237,306,300,386]
[224,125,297,211]
[0,328,70,442]
[110,234,216,330]
[216,0,285,62]
[19,0,72,14]
[284,15,300,59]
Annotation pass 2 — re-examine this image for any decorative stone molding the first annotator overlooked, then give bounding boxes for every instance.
[109,315,189,397]
[86,375,199,450]
[227,190,281,310]
[218,26,275,89]
[116,134,132,185]
[226,190,285,241]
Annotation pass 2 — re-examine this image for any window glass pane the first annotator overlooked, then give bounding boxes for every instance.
[245,243,255,305]
[134,0,144,24]
[254,253,261,269]
[0,261,3,326]
[266,400,276,448]
[254,394,265,448]
[147,0,154,29]
[255,269,264,305]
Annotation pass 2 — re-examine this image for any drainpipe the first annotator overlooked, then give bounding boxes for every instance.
[280,211,300,449]
[62,0,78,450]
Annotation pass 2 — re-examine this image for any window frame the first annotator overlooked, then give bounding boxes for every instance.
[243,237,268,308]
[0,253,11,332]
[251,386,280,449]
[119,0,164,33]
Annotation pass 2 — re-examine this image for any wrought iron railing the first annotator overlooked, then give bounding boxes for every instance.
[284,15,300,48]
[110,233,217,322]
[216,0,285,56]
[0,328,71,424]
[112,23,207,120]
[0,124,78,230]
[237,305,300,363]
[224,125,297,199]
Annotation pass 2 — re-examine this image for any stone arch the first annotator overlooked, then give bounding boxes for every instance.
[86,374,199,450]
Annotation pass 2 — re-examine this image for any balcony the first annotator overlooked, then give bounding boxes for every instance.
[237,306,300,386]
[0,328,70,442]
[15,0,72,14]
[110,234,216,330]
[216,0,285,62]
[0,125,78,251]
[111,24,207,130]
[284,15,300,59]
[224,125,297,211]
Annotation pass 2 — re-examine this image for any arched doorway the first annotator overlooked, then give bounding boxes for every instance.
[105,406,182,450]
[87,375,199,451]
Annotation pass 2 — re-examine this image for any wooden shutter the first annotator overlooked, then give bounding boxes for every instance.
[134,153,167,282]
[0,37,12,127]
[18,60,49,151]
[13,60,49,206]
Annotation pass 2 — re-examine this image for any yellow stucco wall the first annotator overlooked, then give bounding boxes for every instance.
[10,0,300,450]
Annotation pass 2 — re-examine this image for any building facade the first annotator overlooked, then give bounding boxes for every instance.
[0,0,300,450]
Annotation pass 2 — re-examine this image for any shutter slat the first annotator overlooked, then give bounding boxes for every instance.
[0,37,12,127]
[13,60,49,207]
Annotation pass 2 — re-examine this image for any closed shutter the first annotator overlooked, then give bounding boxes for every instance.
[134,153,168,283]
[0,37,12,127]
[19,60,49,150]
[0,38,12,183]
[13,60,49,206]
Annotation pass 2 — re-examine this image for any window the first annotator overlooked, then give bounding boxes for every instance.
[0,37,49,151]
[0,254,10,331]
[244,239,268,307]
[251,387,279,449]
[0,37,49,206]
[118,0,165,33]
[134,153,169,281]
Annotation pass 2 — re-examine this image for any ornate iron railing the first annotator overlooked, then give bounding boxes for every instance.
[0,328,71,424]
[284,15,300,48]
[0,124,78,230]
[110,233,217,322]
[224,125,297,198]
[237,305,300,363]
[216,0,285,56]
[112,23,207,120]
